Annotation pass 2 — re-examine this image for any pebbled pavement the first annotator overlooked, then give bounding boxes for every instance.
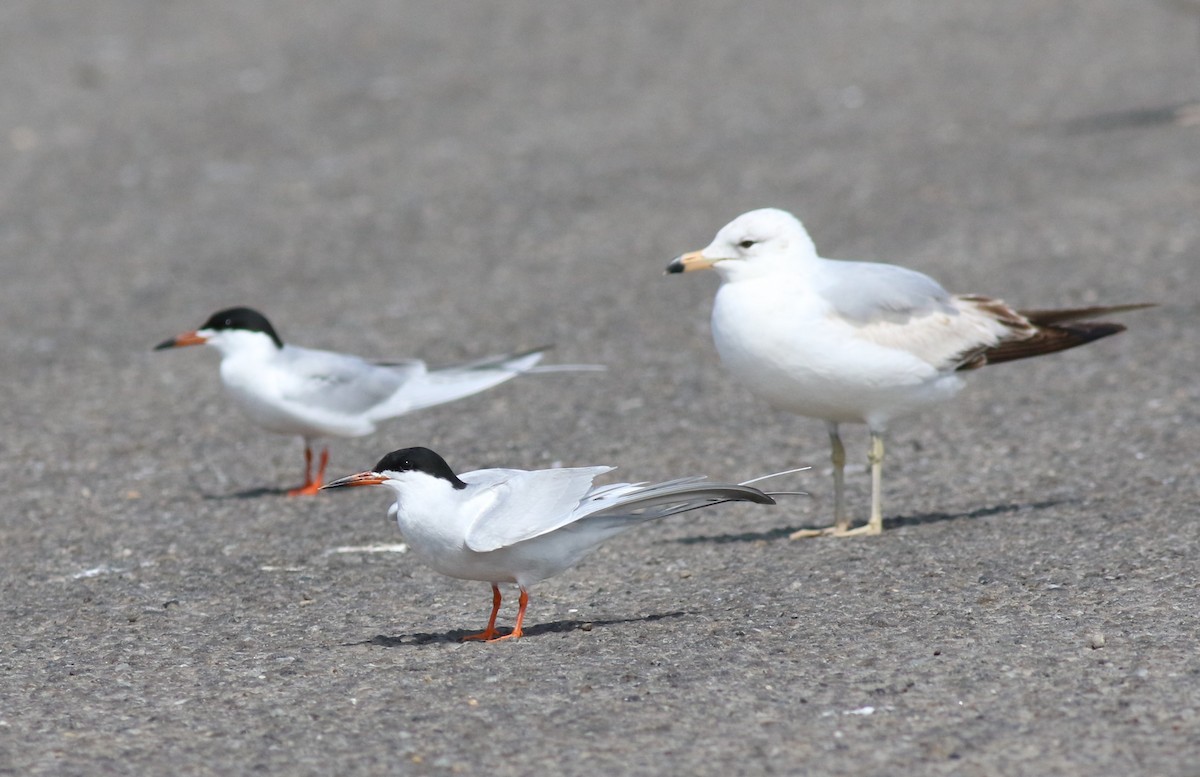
[2,2,1198,775]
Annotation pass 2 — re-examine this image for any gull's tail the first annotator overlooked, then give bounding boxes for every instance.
[1015,303,1156,326]
[961,302,1154,369]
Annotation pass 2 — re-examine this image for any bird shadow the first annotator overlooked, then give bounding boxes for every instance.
[885,499,1072,530]
[202,486,296,501]
[1058,101,1200,134]
[343,610,693,647]
[675,500,1072,544]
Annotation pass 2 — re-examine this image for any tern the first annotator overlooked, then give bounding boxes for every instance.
[155,307,596,495]
[322,446,797,641]
[667,208,1151,538]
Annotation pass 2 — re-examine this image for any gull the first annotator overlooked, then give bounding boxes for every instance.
[155,307,598,495]
[322,446,797,641]
[667,207,1151,538]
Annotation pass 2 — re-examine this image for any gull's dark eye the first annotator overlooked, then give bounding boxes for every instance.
[739,239,756,249]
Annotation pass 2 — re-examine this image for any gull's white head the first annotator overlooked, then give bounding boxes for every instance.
[666,208,818,281]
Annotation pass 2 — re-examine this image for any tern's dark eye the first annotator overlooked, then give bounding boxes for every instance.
[738,239,756,249]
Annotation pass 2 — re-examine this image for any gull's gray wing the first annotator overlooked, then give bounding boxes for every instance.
[816,260,1028,370]
[815,259,954,324]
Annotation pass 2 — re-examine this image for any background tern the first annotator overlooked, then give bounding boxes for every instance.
[322,446,801,641]
[155,307,599,495]
[667,208,1152,538]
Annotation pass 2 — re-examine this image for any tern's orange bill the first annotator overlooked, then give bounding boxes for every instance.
[154,331,208,350]
[320,472,387,490]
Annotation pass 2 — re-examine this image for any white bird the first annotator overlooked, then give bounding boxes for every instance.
[155,307,597,495]
[667,208,1151,538]
[322,446,795,641]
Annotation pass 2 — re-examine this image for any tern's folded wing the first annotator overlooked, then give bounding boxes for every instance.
[277,345,423,417]
[591,479,776,519]
[463,466,615,553]
[368,347,548,419]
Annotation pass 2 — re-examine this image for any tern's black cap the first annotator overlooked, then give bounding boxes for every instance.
[200,307,283,349]
[373,447,468,490]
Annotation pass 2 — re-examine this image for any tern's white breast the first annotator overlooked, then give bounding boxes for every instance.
[395,486,613,589]
[218,351,374,438]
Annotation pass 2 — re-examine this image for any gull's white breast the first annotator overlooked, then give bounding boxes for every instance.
[710,275,966,428]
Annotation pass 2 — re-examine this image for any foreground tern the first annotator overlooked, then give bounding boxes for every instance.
[155,307,595,495]
[322,447,797,641]
[667,208,1151,538]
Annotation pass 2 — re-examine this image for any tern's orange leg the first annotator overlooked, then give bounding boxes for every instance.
[288,445,329,497]
[461,584,504,641]
[485,588,529,642]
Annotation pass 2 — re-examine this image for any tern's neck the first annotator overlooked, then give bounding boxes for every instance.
[210,331,284,362]
[388,474,472,536]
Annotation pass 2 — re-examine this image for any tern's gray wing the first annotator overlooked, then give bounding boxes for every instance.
[463,469,780,554]
[364,346,550,421]
[816,259,954,324]
[462,466,616,553]
[587,477,776,519]
[277,345,424,416]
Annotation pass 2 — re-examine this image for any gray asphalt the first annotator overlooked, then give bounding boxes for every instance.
[3,2,1198,775]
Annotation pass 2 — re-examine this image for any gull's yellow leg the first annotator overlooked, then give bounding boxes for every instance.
[790,422,849,539]
[794,427,885,538]
[866,431,884,534]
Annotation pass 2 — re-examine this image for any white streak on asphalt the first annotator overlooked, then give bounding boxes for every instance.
[323,543,408,555]
[71,565,129,579]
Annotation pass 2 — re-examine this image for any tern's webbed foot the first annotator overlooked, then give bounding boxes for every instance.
[461,628,520,642]
[460,629,498,642]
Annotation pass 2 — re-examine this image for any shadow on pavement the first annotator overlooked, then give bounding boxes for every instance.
[203,486,296,500]
[885,499,1071,529]
[344,610,693,646]
[675,500,1072,544]
[1059,101,1200,133]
